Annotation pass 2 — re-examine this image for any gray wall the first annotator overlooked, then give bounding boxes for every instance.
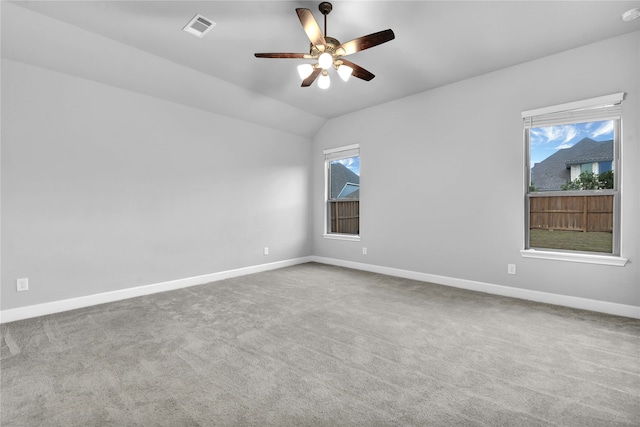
[312,32,639,307]
[1,60,312,310]
[2,5,637,315]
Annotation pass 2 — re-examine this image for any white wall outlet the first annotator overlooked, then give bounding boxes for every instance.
[263,247,269,255]
[362,247,367,255]
[17,278,29,292]
[507,264,516,275]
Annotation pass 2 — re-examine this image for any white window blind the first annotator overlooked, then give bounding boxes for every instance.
[522,92,624,128]
[324,144,359,161]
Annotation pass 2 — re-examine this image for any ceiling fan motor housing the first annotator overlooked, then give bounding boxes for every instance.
[310,36,341,56]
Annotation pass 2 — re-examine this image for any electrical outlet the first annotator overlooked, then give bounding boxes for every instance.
[362,247,368,255]
[507,264,516,275]
[264,247,269,256]
[17,278,29,292]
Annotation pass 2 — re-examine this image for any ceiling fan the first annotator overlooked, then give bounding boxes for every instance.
[254,2,395,89]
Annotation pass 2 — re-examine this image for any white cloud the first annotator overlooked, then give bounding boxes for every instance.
[563,127,577,143]
[531,120,614,164]
[542,126,563,140]
[590,120,614,138]
[532,124,579,146]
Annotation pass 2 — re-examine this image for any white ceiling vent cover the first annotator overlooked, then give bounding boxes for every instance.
[183,14,216,38]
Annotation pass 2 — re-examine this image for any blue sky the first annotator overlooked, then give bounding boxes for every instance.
[530,120,614,167]
[334,156,360,175]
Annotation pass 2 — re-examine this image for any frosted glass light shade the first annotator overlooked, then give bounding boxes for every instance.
[297,64,314,80]
[318,52,333,70]
[318,73,330,89]
[337,64,353,82]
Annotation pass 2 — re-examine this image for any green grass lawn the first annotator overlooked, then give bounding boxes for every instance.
[529,229,612,253]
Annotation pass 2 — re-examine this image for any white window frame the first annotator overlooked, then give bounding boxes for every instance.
[323,144,360,241]
[521,93,628,266]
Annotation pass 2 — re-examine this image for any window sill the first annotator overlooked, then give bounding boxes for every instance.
[520,249,628,267]
[323,233,360,242]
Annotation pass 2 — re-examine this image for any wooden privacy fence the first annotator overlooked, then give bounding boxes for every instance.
[529,194,613,232]
[330,200,359,234]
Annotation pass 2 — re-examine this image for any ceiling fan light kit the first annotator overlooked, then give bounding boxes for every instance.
[318,52,333,70]
[337,64,353,82]
[254,2,395,89]
[297,63,315,80]
[318,72,331,89]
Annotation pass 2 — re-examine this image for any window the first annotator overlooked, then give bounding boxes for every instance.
[599,161,612,173]
[522,93,627,265]
[324,144,360,239]
[580,163,593,174]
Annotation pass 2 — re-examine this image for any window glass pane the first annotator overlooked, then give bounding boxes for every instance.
[328,155,359,235]
[598,161,612,173]
[329,156,360,199]
[527,119,616,254]
[529,195,613,253]
[529,120,614,192]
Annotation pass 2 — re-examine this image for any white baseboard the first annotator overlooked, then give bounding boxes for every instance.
[0,257,313,324]
[3,255,638,323]
[310,256,640,319]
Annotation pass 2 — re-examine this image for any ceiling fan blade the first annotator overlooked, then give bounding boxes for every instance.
[296,8,326,50]
[254,53,313,59]
[336,29,395,56]
[339,59,375,81]
[301,68,322,87]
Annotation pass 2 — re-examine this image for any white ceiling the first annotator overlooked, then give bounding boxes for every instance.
[5,1,640,125]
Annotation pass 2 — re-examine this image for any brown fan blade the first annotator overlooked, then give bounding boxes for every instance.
[255,53,313,59]
[296,8,326,51]
[336,29,395,56]
[339,59,375,81]
[301,68,322,87]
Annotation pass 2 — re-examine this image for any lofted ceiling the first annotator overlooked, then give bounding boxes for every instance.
[3,1,640,134]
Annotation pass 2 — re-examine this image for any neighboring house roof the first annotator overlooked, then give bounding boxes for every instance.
[564,140,613,167]
[346,188,360,199]
[530,138,612,191]
[337,183,360,199]
[330,163,360,199]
